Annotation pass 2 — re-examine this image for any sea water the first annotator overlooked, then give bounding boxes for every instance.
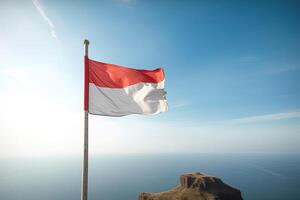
[0,154,299,200]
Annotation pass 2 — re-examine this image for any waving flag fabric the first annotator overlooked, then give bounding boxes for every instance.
[84,58,168,116]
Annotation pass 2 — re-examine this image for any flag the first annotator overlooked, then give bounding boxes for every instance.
[84,57,168,116]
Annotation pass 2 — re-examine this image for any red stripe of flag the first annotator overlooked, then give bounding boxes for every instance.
[88,59,165,88]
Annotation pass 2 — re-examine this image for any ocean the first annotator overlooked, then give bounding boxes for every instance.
[0,154,299,200]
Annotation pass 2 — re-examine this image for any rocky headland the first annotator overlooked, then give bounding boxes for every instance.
[139,172,243,200]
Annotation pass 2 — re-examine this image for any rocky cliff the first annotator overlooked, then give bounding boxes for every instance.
[139,172,243,200]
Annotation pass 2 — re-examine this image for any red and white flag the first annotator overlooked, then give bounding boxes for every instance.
[84,58,168,116]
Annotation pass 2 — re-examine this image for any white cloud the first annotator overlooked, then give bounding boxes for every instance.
[32,0,57,39]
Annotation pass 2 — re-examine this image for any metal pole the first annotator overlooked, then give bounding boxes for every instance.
[82,111,88,200]
[82,39,89,200]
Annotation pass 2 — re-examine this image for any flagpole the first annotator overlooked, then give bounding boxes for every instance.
[82,39,89,200]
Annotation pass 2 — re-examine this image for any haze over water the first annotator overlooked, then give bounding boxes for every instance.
[1,153,299,200]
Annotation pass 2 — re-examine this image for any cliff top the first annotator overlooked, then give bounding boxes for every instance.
[139,172,243,200]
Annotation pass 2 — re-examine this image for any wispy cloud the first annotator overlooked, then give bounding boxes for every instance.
[265,65,300,75]
[171,102,189,109]
[239,56,259,63]
[228,111,300,124]
[32,0,57,39]
[114,0,133,3]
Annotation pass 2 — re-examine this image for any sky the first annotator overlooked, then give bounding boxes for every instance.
[0,0,299,157]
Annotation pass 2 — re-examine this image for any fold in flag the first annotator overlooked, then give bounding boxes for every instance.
[85,58,168,116]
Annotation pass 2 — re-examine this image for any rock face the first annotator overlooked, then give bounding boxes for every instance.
[139,172,243,200]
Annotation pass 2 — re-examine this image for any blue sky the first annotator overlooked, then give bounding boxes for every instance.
[0,0,299,156]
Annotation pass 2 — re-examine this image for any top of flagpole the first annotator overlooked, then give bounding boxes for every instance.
[84,39,89,56]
